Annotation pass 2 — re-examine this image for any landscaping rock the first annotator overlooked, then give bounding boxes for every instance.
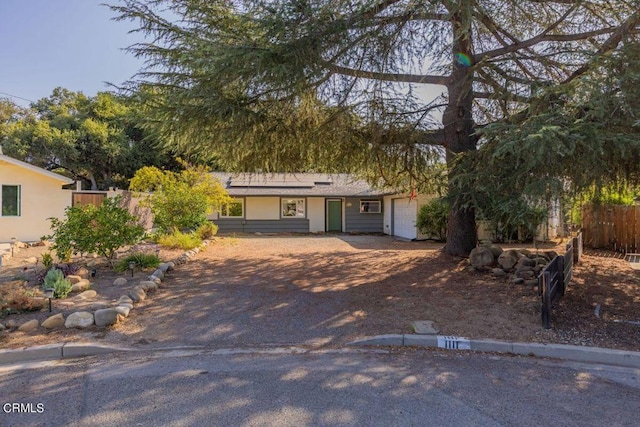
[469,247,495,268]
[512,277,525,285]
[71,279,91,292]
[516,257,536,269]
[139,281,158,292]
[94,308,120,327]
[158,263,170,273]
[544,250,559,260]
[147,276,162,285]
[5,319,17,328]
[76,267,90,278]
[42,313,65,329]
[0,323,5,331]
[166,261,175,271]
[118,295,133,305]
[492,268,507,278]
[534,257,548,265]
[90,303,109,311]
[113,278,128,286]
[151,269,164,280]
[483,245,503,259]
[129,287,146,303]
[525,279,538,287]
[498,250,520,270]
[115,305,130,317]
[119,302,133,310]
[18,319,39,332]
[519,249,533,258]
[77,290,98,300]
[65,311,94,328]
[66,275,83,284]
[516,269,536,279]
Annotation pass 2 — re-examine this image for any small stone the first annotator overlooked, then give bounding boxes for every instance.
[5,319,17,328]
[90,303,108,311]
[139,281,158,292]
[42,313,65,329]
[115,306,130,317]
[158,263,170,273]
[113,277,128,286]
[492,268,507,277]
[129,286,146,303]
[71,279,91,292]
[77,290,98,300]
[119,302,133,310]
[512,277,525,285]
[18,319,39,332]
[166,262,175,271]
[525,279,538,287]
[118,295,133,305]
[66,275,82,284]
[65,311,94,328]
[151,269,164,280]
[516,257,536,269]
[94,308,120,327]
[411,320,439,335]
[147,276,161,285]
[516,269,535,279]
[76,267,90,278]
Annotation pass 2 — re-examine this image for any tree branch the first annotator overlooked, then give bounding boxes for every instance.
[325,63,450,86]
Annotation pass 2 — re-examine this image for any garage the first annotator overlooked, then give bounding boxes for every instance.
[392,198,417,239]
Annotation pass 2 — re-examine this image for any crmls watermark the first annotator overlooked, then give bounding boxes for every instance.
[3,403,45,413]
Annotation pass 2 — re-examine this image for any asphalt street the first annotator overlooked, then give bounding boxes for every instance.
[1,347,639,426]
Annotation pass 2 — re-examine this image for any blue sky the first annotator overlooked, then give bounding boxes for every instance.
[0,0,143,107]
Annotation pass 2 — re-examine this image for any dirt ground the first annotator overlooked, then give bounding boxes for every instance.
[1,235,639,352]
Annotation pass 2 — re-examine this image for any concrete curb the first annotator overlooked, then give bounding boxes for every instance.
[0,342,129,365]
[348,334,640,369]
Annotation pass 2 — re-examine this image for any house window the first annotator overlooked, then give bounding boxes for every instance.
[282,198,305,218]
[221,199,243,217]
[1,185,21,216]
[360,199,381,214]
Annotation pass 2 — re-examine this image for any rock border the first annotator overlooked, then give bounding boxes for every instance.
[3,240,210,332]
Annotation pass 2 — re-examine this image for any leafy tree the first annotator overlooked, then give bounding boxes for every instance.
[111,0,640,255]
[2,88,179,190]
[48,195,146,265]
[129,163,232,232]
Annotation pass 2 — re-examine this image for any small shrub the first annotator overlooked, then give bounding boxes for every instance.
[416,198,448,241]
[0,281,46,317]
[33,263,79,286]
[41,252,54,268]
[196,222,218,240]
[115,252,161,272]
[157,229,202,250]
[43,269,72,299]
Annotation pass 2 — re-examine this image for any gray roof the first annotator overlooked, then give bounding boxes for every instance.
[211,172,388,197]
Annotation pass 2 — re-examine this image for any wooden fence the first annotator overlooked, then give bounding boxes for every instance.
[582,204,640,253]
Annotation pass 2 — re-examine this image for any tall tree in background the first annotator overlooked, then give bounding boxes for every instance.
[112,0,640,256]
[2,88,179,190]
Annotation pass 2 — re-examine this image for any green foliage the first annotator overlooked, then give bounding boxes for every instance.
[115,252,160,273]
[43,269,72,299]
[47,195,145,265]
[416,198,448,241]
[130,163,231,233]
[196,222,219,240]
[156,229,202,250]
[41,252,54,268]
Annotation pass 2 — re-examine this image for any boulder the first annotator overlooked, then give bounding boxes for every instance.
[115,305,130,317]
[139,281,158,292]
[42,313,65,329]
[151,269,164,280]
[118,295,133,305]
[71,279,91,292]
[516,269,536,279]
[129,286,146,303]
[534,257,548,265]
[483,245,504,259]
[158,263,170,273]
[498,250,520,270]
[18,319,39,332]
[65,311,94,328]
[516,257,536,269]
[66,275,83,284]
[113,277,128,286]
[492,268,507,278]
[519,249,533,258]
[469,247,495,269]
[77,290,97,300]
[94,308,120,327]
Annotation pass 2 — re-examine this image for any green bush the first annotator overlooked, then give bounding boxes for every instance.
[41,252,53,268]
[416,198,448,241]
[115,252,161,272]
[43,269,72,299]
[196,222,218,240]
[157,229,202,250]
[47,195,146,266]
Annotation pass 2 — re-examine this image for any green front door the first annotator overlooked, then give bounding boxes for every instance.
[327,200,342,232]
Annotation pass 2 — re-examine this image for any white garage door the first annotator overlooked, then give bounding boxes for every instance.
[393,198,417,239]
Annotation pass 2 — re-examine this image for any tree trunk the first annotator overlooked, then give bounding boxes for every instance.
[442,5,478,257]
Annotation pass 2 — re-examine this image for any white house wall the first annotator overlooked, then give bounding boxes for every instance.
[246,197,280,220]
[0,162,71,242]
[307,197,325,232]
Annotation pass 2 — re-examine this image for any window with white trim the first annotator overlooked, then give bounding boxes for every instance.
[360,199,381,214]
[282,198,305,218]
[221,199,243,217]
[1,185,21,216]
